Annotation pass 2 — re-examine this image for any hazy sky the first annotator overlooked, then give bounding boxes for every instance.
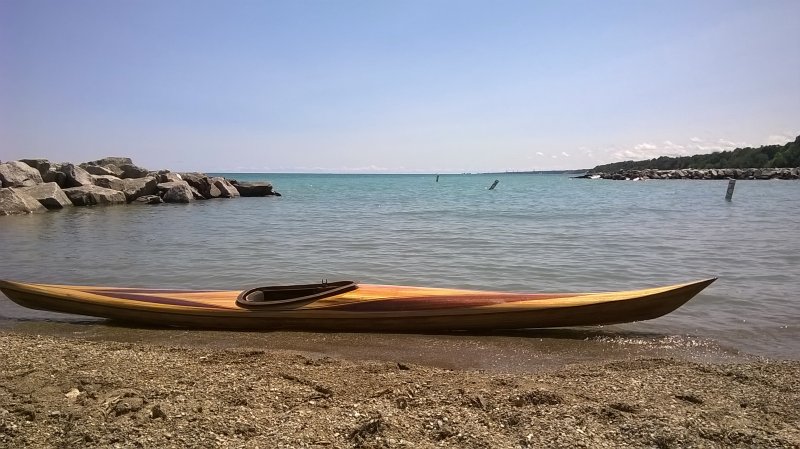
[1,0,798,173]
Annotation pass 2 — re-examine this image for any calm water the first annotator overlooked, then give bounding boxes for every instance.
[1,174,798,366]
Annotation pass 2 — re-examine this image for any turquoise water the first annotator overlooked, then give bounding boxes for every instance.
[1,173,798,361]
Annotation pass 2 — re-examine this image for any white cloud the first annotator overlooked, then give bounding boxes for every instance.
[766,133,795,145]
[536,151,544,156]
[561,152,570,157]
[634,143,657,151]
[689,137,702,143]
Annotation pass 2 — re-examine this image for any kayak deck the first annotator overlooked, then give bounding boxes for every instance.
[0,278,716,331]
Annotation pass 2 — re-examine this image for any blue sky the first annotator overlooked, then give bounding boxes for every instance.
[1,0,798,173]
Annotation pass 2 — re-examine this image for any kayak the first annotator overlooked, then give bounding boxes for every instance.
[0,278,715,331]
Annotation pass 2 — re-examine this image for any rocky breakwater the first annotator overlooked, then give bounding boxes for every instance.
[0,157,280,216]
[582,167,800,181]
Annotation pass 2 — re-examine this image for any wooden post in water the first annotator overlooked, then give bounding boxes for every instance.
[725,179,736,201]
[489,179,499,190]
[435,175,439,182]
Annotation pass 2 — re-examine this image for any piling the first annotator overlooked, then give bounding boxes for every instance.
[489,180,499,190]
[725,179,736,201]
[435,175,439,182]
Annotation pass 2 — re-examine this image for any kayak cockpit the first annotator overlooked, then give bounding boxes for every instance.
[236,280,357,308]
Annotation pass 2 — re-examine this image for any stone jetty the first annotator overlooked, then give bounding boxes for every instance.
[0,157,280,216]
[578,167,800,181]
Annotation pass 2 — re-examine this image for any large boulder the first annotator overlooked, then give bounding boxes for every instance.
[133,195,163,205]
[42,163,67,186]
[162,183,195,203]
[92,174,126,191]
[61,163,94,187]
[180,172,214,198]
[13,182,72,209]
[0,161,44,187]
[19,159,51,176]
[0,188,47,215]
[82,164,120,176]
[232,181,275,197]
[119,164,150,179]
[122,176,157,202]
[158,181,203,201]
[157,170,183,183]
[62,185,126,206]
[85,157,133,167]
[211,177,240,198]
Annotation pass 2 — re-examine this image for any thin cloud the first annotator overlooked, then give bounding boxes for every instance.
[561,152,570,157]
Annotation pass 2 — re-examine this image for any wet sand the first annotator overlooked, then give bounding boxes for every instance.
[1,331,798,448]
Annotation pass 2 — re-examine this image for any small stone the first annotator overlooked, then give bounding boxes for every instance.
[150,404,167,419]
[65,388,81,400]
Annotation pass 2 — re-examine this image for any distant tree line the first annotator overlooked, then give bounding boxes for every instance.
[592,135,800,172]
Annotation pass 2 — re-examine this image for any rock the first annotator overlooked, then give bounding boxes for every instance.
[19,159,51,176]
[180,172,214,198]
[150,404,167,419]
[211,177,240,198]
[92,174,126,191]
[232,181,275,197]
[0,188,48,215]
[13,182,73,209]
[0,161,44,187]
[160,182,195,203]
[122,176,158,202]
[63,185,127,206]
[65,388,81,400]
[82,164,120,177]
[61,163,94,187]
[157,170,183,183]
[84,157,133,167]
[133,195,163,205]
[114,396,144,416]
[119,163,150,179]
[42,163,68,186]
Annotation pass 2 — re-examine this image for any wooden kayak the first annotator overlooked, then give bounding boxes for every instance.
[0,278,716,331]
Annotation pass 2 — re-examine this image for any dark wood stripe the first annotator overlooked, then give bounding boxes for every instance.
[94,291,230,309]
[328,294,577,312]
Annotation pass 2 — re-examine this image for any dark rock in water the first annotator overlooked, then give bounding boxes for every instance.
[133,195,163,205]
[162,183,195,203]
[0,188,48,215]
[13,182,73,209]
[232,181,275,197]
[63,185,126,206]
[0,161,44,187]
[61,163,94,187]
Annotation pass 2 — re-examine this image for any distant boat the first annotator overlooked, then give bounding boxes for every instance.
[0,278,716,331]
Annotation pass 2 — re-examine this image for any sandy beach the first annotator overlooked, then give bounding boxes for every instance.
[1,331,797,448]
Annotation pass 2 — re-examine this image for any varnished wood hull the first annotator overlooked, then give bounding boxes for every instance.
[0,279,716,331]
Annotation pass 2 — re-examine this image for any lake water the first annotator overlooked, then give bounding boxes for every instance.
[1,174,798,368]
